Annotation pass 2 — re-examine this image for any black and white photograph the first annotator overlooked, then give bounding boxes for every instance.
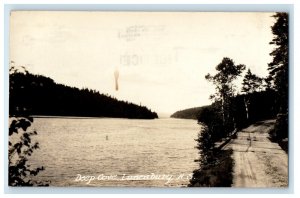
[8,11,289,188]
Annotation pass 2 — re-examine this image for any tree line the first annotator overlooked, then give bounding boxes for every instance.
[170,106,209,120]
[9,68,158,119]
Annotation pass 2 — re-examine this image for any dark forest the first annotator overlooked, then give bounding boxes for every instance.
[9,70,158,119]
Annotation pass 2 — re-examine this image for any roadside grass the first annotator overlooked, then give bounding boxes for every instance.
[189,149,234,187]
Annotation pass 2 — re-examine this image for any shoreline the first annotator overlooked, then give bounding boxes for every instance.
[10,115,160,120]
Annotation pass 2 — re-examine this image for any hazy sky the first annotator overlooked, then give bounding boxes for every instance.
[10,11,275,116]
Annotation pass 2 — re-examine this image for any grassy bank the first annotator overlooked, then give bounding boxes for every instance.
[188,149,234,187]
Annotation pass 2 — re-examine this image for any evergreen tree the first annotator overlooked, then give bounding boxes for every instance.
[205,57,245,135]
[241,69,263,122]
[268,12,289,140]
[268,12,288,114]
[242,69,263,94]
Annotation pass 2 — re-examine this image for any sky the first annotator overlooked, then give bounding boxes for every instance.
[10,11,275,116]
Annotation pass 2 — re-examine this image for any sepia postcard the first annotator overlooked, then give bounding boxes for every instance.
[8,11,289,188]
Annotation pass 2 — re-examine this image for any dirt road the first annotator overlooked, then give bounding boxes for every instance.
[223,120,288,187]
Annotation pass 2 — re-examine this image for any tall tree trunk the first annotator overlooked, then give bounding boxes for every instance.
[244,96,250,121]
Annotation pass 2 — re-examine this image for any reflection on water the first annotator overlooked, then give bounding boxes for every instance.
[28,118,199,187]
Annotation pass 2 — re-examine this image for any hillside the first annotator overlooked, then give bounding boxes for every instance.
[9,71,158,119]
[170,106,209,120]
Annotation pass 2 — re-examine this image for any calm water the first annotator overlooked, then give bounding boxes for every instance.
[27,117,200,187]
